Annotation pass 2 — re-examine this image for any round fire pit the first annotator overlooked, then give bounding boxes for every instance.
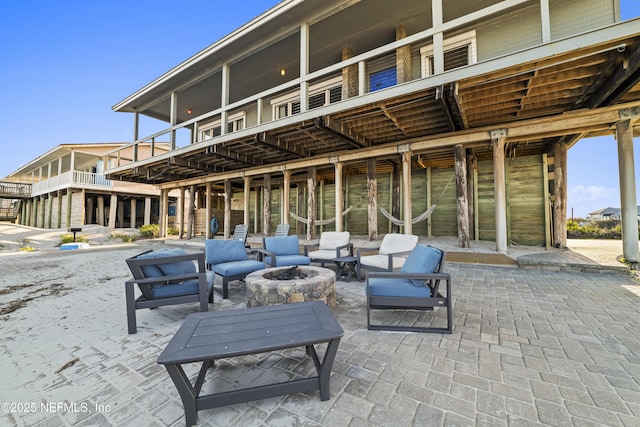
[245,266,336,310]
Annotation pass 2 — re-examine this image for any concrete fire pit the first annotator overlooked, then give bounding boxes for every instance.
[245,266,336,310]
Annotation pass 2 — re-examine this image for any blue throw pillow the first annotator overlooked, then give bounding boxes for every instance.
[400,244,442,286]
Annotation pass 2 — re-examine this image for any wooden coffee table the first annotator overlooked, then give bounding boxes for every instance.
[157,301,344,426]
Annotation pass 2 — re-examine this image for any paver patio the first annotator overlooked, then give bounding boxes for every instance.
[0,242,638,426]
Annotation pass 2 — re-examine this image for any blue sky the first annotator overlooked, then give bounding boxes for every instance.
[0,0,638,219]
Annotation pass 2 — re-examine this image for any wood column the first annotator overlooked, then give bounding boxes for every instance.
[66,191,72,228]
[392,163,401,234]
[297,184,305,235]
[117,199,124,228]
[160,190,169,238]
[491,130,508,254]
[186,186,195,239]
[263,174,271,236]
[466,150,477,241]
[205,182,212,239]
[178,187,185,238]
[616,117,640,263]
[552,141,568,249]
[455,144,470,248]
[86,197,94,225]
[307,167,317,240]
[334,162,344,232]
[401,150,412,234]
[367,159,378,241]
[224,180,232,239]
[282,172,290,225]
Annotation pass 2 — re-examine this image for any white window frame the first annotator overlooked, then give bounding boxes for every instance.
[271,76,342,120]
[420,30,477,77]
[199,111,246,141]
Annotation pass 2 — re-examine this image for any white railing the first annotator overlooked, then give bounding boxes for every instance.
[31,171,113,196]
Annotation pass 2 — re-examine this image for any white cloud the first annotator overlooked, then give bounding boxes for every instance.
[568,185,619,218]
[569,185,618,202]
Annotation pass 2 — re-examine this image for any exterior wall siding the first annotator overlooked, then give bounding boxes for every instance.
[506,155,547,245]
[550,0,616,40]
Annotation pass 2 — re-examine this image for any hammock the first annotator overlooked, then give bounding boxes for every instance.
[290,205,355,226]
[379,173,455,226]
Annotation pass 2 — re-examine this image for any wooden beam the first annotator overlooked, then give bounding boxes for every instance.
[552,141,567,249]
[263,174,271,237]
[492,130,508,254]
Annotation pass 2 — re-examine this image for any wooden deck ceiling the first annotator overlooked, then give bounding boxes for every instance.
[107,35,640,187]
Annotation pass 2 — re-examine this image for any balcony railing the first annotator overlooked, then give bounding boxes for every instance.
[31,171,112,196]
[0,181,31,198]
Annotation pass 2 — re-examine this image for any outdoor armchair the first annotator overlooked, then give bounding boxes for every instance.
[259,235,311,267]
[304,231,353,267]
[365,244,452,333]
[356,233,418,280]
[125,248,214,334]
[205,238,266,299]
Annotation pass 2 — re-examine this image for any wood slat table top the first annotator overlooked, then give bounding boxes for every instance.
[157,301,343,365]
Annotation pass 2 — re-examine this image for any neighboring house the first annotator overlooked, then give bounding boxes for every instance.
[588,206,640,222]
[105,0,640,251]
[3,143,175,229]
[587,207,621,221]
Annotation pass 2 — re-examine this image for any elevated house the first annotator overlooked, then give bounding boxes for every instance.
[4,143,175,229]
[105,0,640,261]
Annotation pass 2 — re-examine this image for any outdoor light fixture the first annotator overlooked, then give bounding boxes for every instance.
[187,108,192,114]
[280,68,286,76]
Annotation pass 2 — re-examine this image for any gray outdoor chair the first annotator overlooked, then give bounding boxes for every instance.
[274,223,290,237]
[365,244,452,334]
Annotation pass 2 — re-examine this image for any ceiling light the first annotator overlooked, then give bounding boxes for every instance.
[280,68,286,76]
[187,108,192,114]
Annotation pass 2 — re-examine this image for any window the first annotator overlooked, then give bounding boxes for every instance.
[420,30,477,77]
[199,112,246,141]
[271,77,342,120]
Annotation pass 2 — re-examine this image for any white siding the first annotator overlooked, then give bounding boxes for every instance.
[551,0,616,40]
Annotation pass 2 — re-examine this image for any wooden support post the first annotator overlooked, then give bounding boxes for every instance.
[542,154,552,249]
[263,174,271,237]
[401,149,412,234]
[392,163,401,234]
[224,180,232,239]
[176,187,186,239]
[466,150,477,241]
[552,141,568,249]
[367,159,378,241]
[117,199,124,228]
[243,176,251,226]
[160,190,169,238]
[282,171,291,225]
[97,196,105,226]
[491,130,508,254]
[307,167,317,240]
[144,196,151,226]
[455,144,470,248]
[205,182,212,239]
[66,191,73,228]
[297,184,305,235]
[616,117,639,263]
[186,186,195,239]
[130,198,137,229]
[334,162,344,232]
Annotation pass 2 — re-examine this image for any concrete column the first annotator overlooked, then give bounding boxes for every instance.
[108,194,118,228]
[66,191,72,228]
[334,162,344,232]
[616,118,639,263]
[130,199,137,228]
[144,197,151,225]
[117,200,124,228]
[39,195,45,228]
[160,190,169,238]
[97,196,105,226]
[87,197,94,224]
[492,130,508,254]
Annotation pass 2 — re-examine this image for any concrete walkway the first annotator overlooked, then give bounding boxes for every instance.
[0,241,638,426]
